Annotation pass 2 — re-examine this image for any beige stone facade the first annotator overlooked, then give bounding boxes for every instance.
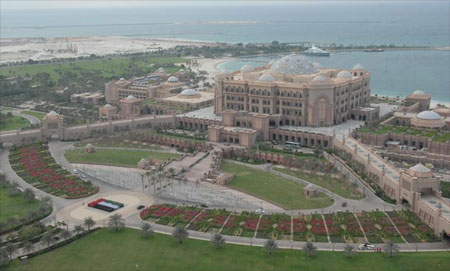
[215,55,378,127]
[70,92,105,105]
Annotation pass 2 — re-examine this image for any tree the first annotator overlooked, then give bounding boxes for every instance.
[141,223,154,239]
[41,232,54,248]
[383,240,399,257]
[23,188,35,202]
[0,248,9,266]
[108,214,125,232]
[172,225,188,244]
[23,241,34,254]
[74,224,84,235]
[5,243,16,260]
[211,233,225,248]
[61,229,71,240]
[83,216,96,231]
[303,241,317,257]
[264,239,278,256]
[344,244,355,258]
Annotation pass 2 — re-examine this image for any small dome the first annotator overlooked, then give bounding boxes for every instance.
[157,67,165,73]
[336,70,353,79]
[416,111,441,120]
[312,62,322,68]
[126,95,136,100]
[353,63,364,70]
[413,90,425,95]
[178,68,185,72]
[104,104,112,108]
[180,89,198,96]
[119,78,125,81]
[312,75,326,82]
[168,76,179,83]
[86,143,94,148]
[240,64,254,73]
[139,158,147,163]
[409,163,431,173]
[47,111,59,116]
[270,54,317,75]
[258,73,275,82]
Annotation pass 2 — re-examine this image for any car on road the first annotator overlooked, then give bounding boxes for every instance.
[255,208,265,214]
[200,203,208,208]
[136,205,145,210]
[358,243,375,250]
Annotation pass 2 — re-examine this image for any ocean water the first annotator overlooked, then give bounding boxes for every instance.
[1,1,449,46]
[217,50,450,103]
[1,1,449,102]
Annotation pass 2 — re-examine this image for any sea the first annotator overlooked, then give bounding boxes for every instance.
[1,1,449,103]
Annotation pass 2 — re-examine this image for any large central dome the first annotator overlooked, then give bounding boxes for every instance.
[270,54,317,75]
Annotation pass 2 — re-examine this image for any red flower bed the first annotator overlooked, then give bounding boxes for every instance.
[140,204,175,219]
[10,145,98,198]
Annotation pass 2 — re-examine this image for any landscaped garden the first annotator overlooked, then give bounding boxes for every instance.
[9,144,99,198]
[357,125,450,143]
[0,187,41,223]
[139,204,439,244]
[21,110,46,121]
[4,228,449,271]
[64,148,180,167]
[0,114,29,132]
[274,167,364,200]
[221,162,334,209]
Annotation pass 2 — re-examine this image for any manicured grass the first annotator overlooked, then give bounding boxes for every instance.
[65,148,180,167]
[21,110,46,121]
[274,167,364,200]
[0,187,40,222]
[73,141,163,150]
[222,162,333,209]
[5,229,450,271]
[358,125,450,143]
[0,114,30,132]
[0,57,186,82]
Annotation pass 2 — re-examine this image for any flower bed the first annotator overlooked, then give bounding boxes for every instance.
[9,144,99,198]
[324,212,364,243]
[293,214,328,242]
[155,206,202,227]
[187,209,230,232]
[256,213,291,240]
[139,204,176,221]
[357,211,403,243]
[220,211,260,237]
[387,210,440,243]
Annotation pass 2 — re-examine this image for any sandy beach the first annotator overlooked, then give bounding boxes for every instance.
[0,36,221,64]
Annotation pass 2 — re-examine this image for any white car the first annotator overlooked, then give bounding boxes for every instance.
[358,243,375,250]
[255,208,265,214]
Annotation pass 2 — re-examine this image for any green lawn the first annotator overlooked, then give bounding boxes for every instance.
[21,110,46,121]
[73,140,163,150]
[0,57,186,82]
[358,125,450,143]
[0,187,41,222]
[5,229,450,271]
[0,114,30,132]
[274,167,364,200]
[65,148,180,167]
[222,162,333,209]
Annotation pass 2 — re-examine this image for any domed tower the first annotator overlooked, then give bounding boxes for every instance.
[42,111,64,139]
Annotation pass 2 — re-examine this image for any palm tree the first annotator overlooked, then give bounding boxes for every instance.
[41,232,54,248]
[83,216,96,231]
[23,241,34,254]
[74,224,84,236]
[344,244,355,258]
[383,240,399,257]
[303,241,317,257]
[264,239,278,256]
[172,225,188,244]
[5,243,16,260]
[211,233,225,248]
[141,223,154,239]
[108,214,125,232]
[61,229,71,241]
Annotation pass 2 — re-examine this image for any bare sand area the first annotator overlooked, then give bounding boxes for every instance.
[0,36,220,64]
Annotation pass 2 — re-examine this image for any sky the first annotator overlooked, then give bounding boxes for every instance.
[1,0,440,10]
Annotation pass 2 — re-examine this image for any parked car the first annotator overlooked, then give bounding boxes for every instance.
[200,203,208,208]
[358,243,375,250]
[255,208,265,214]
[136,205,145,210]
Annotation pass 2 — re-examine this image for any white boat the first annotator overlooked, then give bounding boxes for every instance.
[302,45,330,56]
